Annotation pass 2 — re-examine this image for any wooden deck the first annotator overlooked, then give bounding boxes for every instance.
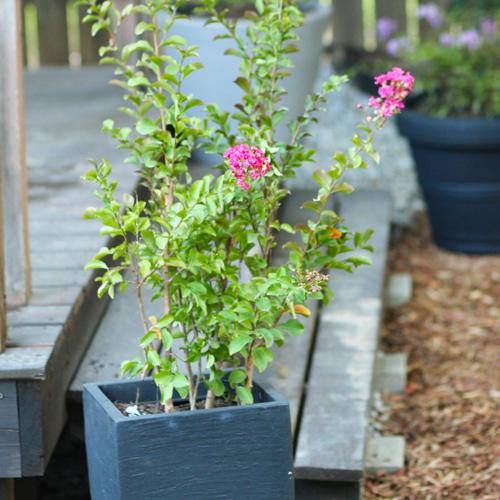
[0,66,139,477]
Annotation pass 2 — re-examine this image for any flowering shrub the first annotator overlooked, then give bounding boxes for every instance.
[367,3,500,117]
[79,0,411,413]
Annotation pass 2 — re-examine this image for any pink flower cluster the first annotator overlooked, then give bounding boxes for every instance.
[223,144,271,190]
[368,67,414,118]
[297,269,330,296]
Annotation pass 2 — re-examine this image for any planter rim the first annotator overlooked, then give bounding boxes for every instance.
[173,3,332,29]
[396,107,500,149]
[83,373,287,423]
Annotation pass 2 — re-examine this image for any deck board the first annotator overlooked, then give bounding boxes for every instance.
[0,66,141,475]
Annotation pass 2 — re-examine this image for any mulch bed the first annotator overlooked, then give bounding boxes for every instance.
[364,214,500,499]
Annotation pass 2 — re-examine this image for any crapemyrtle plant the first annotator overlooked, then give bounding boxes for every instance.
[79,0,412,413]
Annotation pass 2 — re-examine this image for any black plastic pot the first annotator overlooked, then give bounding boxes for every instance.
[396,108,500,253]
[83,375,294,500]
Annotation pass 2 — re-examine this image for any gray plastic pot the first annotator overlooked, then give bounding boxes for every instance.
[159,3,332,147]
[83,375,294,500]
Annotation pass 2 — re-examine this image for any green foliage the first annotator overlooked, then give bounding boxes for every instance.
[79,0,388,411]
[361,3,500,117]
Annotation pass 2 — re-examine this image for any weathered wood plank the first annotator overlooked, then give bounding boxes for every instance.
[0,349,51,380]
[6,326,59,347]
[7,306,71,327]
[29,236,101,253]
[68,277,154,401]
[0,430,21,478]
[0,382,19,430]
[261,190,324,435]
[17,381,43,477]
[333,0,364,49]
[0,382,21,479]
[35,0,69,65]
[0,0,31,307]
[30,252,95,271]
[32,270,89,288]
[29,288,82,307]
[294,191,391,482]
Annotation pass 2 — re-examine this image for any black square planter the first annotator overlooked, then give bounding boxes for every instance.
[83,375,294,499]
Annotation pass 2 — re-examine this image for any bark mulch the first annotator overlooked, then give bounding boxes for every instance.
[364,214,500,500]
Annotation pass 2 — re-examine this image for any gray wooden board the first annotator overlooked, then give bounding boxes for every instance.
[6,326,59,347]
[32,270,89,288]
[29,288,82,307]
[262,189,324,435]
[0,349,52,380]
[294,191,391,482]
[0,0,30,307]
[0,430,21,478]
[0,66,143,475]
[30,252,96,270]
[7,306,71,327]
[0,382,21,478]
[0,382,19,430]
[68,277,158,400]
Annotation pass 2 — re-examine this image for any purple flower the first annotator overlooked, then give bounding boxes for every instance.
[417,3,443,29]
[439,33,454,46]
[386,37,412,57]
[480,17,496,36]
[377,18,398,42]
[458,29,483,50]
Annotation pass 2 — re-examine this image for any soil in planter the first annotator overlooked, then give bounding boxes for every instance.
[114,397,237,416]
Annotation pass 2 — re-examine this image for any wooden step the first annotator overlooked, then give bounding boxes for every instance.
[294,191,391,496]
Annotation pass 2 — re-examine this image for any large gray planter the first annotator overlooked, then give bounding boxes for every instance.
[160,3,332,145]
[83,375,294,499]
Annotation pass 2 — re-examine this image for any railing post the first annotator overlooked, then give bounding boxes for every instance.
[0,0,31,307]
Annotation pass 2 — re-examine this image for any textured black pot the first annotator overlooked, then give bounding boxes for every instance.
[396,108,500,253]
[83,375,294,500]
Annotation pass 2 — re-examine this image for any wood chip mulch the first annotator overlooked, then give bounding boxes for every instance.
[364,214,500,500]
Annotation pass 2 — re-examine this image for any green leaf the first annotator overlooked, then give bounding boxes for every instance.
[313,169,331,190]
[147,350,161,366]
[173,374,189,388]
[156,314,174,328]
[229,334,252,355]
[84,260,108,271]
[228,369,247,384]
[136,118,158,135]
[302,200,321,212]
[280,319,304,337]
[160,329,173,351]
[333,182,355,194]
[252,347,273,373]
[140,331,158,347]
[236,385,253,404]
[220,310,238,322]
[346,255,373,267]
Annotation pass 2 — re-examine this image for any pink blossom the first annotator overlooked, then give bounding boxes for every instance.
[223,144,271,191]
[369,67,413,120]
[368,96,381,108]
[378,85,394,98]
